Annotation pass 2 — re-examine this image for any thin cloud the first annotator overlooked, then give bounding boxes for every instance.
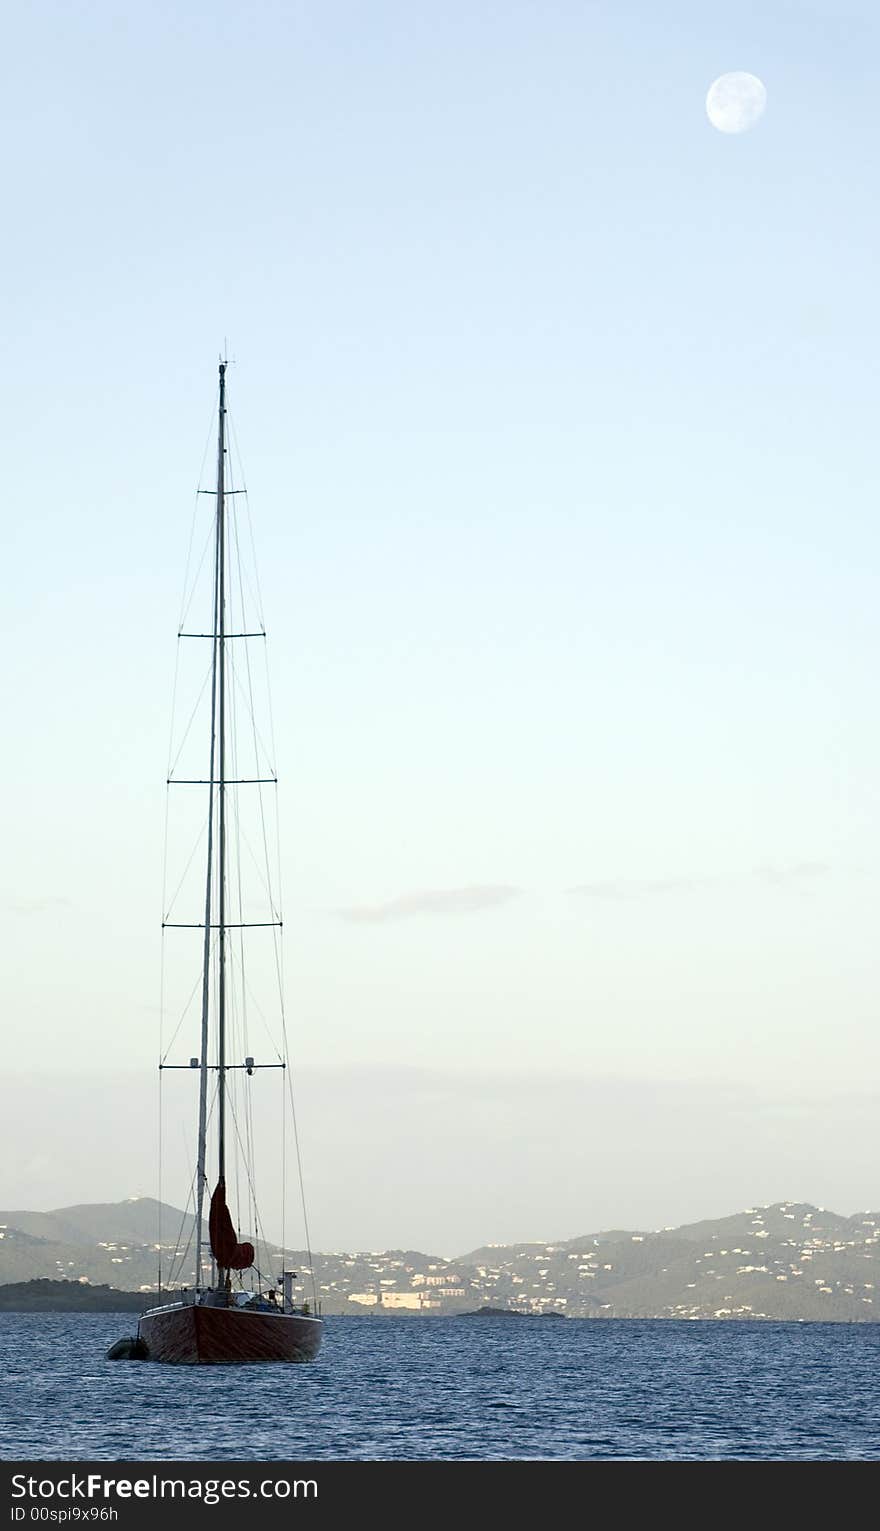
[570,863,833,899]
[754,862,830,886]
[340,885,521,924]
[3,896,72,915]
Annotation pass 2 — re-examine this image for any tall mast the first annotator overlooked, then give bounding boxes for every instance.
[216,361,228,1195]
[193,361,226,1285]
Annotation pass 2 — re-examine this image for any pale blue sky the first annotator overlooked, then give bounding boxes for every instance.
[4,2,880,1240]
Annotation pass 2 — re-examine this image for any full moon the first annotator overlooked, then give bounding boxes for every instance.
[706,72,767,134]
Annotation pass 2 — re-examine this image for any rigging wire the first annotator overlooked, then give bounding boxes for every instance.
[223,807,279,917]
[283,1048,319,1313]
[162,819,208,926]
[227,649,277,780]
[177,398,220,632]
[157,383,318,1315]
[224,482,249,1264]
[226,1089,266,1269]
[160,936,216,1065]
[178,514,218,638]
[227,408,266,629]
[280,1062,286,1294]
[227,473,270,1254]
[159,408,217,1302]
[165,1124,203,1291]
[237,965,284,1062]
[230,470,303,1294]
[157,1063,163,1294]
[228,463,304,1267]
[166,655,215,781]
[226,429,319,1312]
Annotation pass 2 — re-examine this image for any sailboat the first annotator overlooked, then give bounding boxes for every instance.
[137,362,323,1364]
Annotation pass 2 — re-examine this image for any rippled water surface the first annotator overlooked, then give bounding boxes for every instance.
[3,1314,879,1460]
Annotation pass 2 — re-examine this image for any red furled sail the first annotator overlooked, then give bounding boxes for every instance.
[208,1178,255,1270]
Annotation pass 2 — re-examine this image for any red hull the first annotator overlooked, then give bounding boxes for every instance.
[138,1302,323,1364]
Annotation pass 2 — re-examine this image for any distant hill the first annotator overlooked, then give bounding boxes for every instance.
[457,1203,880,1321]
[1,1198,878,1319]
[664,1203,861,1246]
[0,1198,300,1294]
[0,1279,146,1312]
[0,1197,195,1249]
[0,1198,197,1290]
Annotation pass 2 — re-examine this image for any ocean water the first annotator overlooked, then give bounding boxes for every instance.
[2,1314,878,1461]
